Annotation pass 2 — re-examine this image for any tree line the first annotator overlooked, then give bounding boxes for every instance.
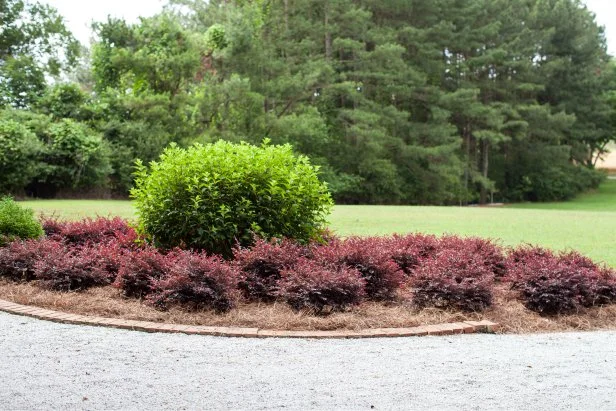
[1,0,615,204]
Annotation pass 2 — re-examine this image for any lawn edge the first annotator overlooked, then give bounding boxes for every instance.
[0,298,499,338]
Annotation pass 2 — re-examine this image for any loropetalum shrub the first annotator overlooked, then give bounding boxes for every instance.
[313,237,404,301]
[506,246,616,315]
[41,216,65,238]
[410,248,495,312]
[0,197,44,246]
[0,239,63,282]
[89,242,126,280]
[440,236,507,278]
[34,245,111,291]
[148,251,239,312]
[50,217,138,248]
[505,245,555,268]
[114,247,174,298]
[278,258,366,313]
[234,238,306,301]
[386,234,439,275]
[131,140,333,256]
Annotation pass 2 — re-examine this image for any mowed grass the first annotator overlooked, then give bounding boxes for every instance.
[20,180,616,266]
[507,178,616,212]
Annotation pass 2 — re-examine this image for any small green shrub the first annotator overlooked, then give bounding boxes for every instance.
[0,197,44,246]
[131,140,333,256]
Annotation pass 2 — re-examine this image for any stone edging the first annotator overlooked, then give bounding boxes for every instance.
[0,299,499,339]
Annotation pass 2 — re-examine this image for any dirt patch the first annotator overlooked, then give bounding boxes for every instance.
[0,280,615,333]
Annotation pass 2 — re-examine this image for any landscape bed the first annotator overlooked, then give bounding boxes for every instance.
[1,215,615,334]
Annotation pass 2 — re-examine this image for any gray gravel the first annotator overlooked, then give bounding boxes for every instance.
[1,311,615,410]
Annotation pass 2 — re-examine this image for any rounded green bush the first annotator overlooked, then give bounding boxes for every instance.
[0,197,44,246]
[131,140,333,256]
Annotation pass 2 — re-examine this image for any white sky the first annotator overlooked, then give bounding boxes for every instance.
[44,0,616,55]
[43,0,165,44]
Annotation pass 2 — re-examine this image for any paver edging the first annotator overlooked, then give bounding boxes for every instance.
[0,298,499,339]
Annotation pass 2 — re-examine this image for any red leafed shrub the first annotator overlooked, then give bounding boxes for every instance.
[506,245,555,269]
[114,247,173,298]
[34,245,111,291]
[312,237,404,301]
[558,250,600,271]
[41,217,65,239]
[410,248,495,311]
[507,247,616,315]
[0,239,64,282]
[278,258,366,313]
[386,234,439,275]
[88,242,126,281]
[234,238,306,301]
[148,251,239,312]
[53,217,138,248]
[440,236,507,278]
[583,268,616,307]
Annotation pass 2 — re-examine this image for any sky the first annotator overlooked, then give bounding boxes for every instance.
[44,0,616,55]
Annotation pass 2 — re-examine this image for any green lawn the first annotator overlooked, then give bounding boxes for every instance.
[507,178,616,212]
[20,180,616,266]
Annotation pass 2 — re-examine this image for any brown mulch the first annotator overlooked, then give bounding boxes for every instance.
[0,280,615,333]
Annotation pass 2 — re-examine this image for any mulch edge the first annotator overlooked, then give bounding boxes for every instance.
[0,298,500,338]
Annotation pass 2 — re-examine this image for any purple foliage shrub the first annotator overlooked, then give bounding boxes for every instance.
[148,250,239,312]
[278,258,366,313]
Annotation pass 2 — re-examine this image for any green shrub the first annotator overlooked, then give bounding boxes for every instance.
[0,119,42,195]
[131,140,333,256]
[0,197,44,246]
[40,119,112,192]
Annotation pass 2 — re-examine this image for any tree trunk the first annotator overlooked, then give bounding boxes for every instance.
[479,139,489,205]
[463,125,471,205]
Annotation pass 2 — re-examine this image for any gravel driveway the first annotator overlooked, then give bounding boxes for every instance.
[1,311,615,410]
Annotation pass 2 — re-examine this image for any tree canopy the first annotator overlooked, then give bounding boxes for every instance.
[0,0,614,203]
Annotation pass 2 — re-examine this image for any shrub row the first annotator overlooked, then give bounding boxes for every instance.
[505,246,616,315]
[1,220,615,316]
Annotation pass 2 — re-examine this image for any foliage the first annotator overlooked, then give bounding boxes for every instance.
[113,246,173,298]
[495,142,606,202]
[0,0,79,108]
[34,244,110,291]
[386,234,439,276]
[36,83,88,120]
[410,249,495,312]
[312,237,405,301]
[36,119,112,194]
[0,0,613,203]
[88,241,126,279]
[439,236,507,278]
[278,258,365,313]
[0,119,42,195]
[506,246,616,315]
[234,237,306,301]
[47,216,137,247]
[0,239,62,281]
[131,140,333,255]
[0,109,112,197]
[149,250,239,312]
[0,197,43,245]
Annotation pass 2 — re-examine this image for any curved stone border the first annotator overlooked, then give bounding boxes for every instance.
[0,298,499,339]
